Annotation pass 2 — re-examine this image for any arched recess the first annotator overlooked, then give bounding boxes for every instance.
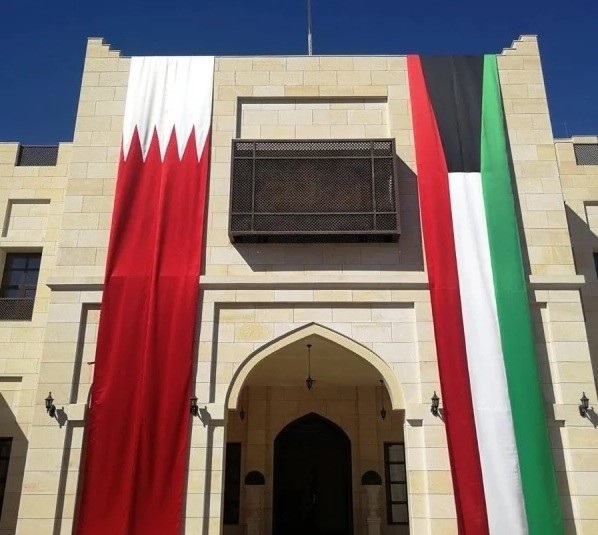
[226,322,404,411]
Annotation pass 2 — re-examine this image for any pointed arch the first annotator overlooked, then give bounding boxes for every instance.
[275,412,350,444]
[226,322,405,410]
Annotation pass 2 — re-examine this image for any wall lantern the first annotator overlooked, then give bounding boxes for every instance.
[579,392,590,418]
[379,379,387,420]
[431,391,440,417]
[45,392,56,418]
[190,396,199,417]
[305,343,315,391]
[239,406,246,420]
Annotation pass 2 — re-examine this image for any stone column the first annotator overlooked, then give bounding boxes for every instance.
[361,471,382,535]
[365,486,382,535]
[245,471,266,535]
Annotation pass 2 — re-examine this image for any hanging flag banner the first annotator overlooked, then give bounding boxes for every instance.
[76,56,214,535]
[407,54,563,535]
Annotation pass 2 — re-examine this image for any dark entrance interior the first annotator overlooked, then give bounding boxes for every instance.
[273,413,353,535]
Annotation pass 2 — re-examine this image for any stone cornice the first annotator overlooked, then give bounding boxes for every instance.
[46,273,586,292]
[46,273,429,291]
[528,274,585,290]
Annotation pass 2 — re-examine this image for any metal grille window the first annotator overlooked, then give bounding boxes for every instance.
[223,443,242,525]
[384,442,409,525]
[573,143,598,166]
[0,438,12,522]
[0,253,41,321]
[229,139,400,243]
[15,145,59,166]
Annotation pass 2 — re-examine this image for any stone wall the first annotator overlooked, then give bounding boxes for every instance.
[0,140,70,534]
[555,136,598,534]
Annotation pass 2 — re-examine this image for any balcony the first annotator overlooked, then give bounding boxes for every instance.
[0,298,35,321]
[229,139,400,244]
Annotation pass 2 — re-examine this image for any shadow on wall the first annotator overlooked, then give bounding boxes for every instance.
[529,306,577,533]
[53,421,84,535]
[69,304,101,405]
[565,205,598,391]
[503,120,531,273]
[0,391,28,535]
[233,156,424,273]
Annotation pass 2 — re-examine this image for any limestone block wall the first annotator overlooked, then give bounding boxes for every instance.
[554,136,598,534]
[0,141,70,534]
[498,36,575,277]
[51,38,129,282]
[497,37,598,534]
[13,36,128,535]
[556,136,598,381]
[15,287,100,535]
[237,98,389,139]
[209,54,422,276]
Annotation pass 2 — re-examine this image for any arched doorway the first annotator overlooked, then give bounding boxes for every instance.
[223,324,408,535]
[273,413,353,535]
[227,323,404,412]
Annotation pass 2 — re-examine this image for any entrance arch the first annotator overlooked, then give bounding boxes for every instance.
[273,413,353,535]
[226,322,405,411]
[222,322,410,535]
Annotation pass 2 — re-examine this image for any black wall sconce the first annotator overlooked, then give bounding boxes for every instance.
[579,392,590,418]
[190,396,200,417]
[431,391,440,417]
[239,406,246,420]
[45,392,56,418]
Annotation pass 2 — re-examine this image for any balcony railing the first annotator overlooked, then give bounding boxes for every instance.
[0,298,35,321]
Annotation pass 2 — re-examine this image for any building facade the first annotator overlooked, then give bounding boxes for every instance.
[0,35,596,534]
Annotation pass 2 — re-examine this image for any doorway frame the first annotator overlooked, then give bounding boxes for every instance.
[272,412,354,535]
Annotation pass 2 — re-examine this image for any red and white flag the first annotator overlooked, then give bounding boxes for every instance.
[77,56,214,535]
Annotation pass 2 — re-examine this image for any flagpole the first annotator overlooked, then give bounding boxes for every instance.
[307,0,313,56]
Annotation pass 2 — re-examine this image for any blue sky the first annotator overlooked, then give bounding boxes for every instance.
[1,0,596,143]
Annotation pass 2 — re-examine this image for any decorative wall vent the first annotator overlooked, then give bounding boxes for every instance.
[229,139,400,243]
[573,143,598,166]
[16,145,59,166]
